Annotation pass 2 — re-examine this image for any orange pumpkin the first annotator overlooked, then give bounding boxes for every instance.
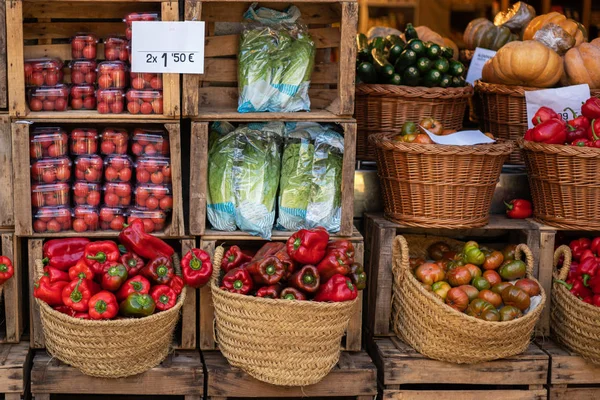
[524,12,586,47]
[564,43,600,89]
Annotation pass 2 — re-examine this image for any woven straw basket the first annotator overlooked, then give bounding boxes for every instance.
[519,138,600,230]
[551,245,600,365]
[371,133,513,228]
[34,256,185,378]
[355,84,473,161]
[210,246,358,386]
[391,234,545,364]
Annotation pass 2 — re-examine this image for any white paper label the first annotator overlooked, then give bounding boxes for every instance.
[131,21,205,74]
[525,84,591,128]
[420,126,496,145]
[465,47,497,85]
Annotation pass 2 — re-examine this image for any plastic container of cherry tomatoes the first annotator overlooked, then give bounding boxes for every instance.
[124,12,160,40]
[104,155,133,183]
[127,207,167,233]
[70,128,98,155]
[74,154,103,183]
[71,33,98,60]
[97,61,129,89]
[24,58,64,87]
[31,183,70,209]
[130,73,162,90]
[73,181,102,207]
[31,157,72,184]
[103,182,132,208]
[134,183,173,211]
[131,128,169,156]
[100,128,129,155]
[27,85,69,112]
[29,127,69,160]
[33,206,72,233]
[96,89,126,114]
[70,85,96,110]
[126,89,163,115]
[104,36,129,62]
[70,60,97,85]
[99,206,128,231]
[135,157,171,184]
[72,205,99,232]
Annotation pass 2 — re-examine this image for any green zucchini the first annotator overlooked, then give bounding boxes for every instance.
[388,44,405,65]
[408,39,426,56]
[388,73,402,85]
[416,57,431,74]
[394,49,417,73]
[441,46,454,59]
[423,69,442,87]
[386,34,405,49]
[357,62,377,84]
[356,33,371,62]
[426,43,442,59]
[405,23,418,41]
[449,60,466,77]
[451,76,466,87]
[439,74,452,88]
[432,58,449,73]
[403,66,420,87]
[371,48,394,81]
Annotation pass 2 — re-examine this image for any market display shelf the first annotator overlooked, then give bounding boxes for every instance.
[364,213,556,338]
[0,232,24,344]
[0,342,30,400]
[27,237,197,349]
[182,1,357,118]
[0,114,13,228]
[192,109,355,122]
[369,337,548,400]
[205,350,376,400]
[31,349,203,400]
[198,229,364,351]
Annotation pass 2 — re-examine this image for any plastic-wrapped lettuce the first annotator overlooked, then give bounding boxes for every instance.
[238,5,315,113]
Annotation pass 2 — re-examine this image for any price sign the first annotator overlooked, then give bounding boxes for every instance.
[465,47,496,86]
[131,21,205,74]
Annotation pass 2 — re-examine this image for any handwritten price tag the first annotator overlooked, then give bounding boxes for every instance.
[525,84,591,128]
[465,47,496,86]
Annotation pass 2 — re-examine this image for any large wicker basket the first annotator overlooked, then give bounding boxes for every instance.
[210,246,357,386]
[371,133,513,228]
[355,84,473,161]
[551,245,600,365]
[35,256,185,378]
[519,138,600,230]
[392,235,545,364]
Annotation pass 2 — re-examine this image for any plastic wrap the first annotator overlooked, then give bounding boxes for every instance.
[207,128,238,232]
[534,23,575,55]
[237,5,315,113]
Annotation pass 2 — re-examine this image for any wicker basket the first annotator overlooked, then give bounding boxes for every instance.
[371,133,513,228]
[35,256,185,378]
[392,234,546,364]
[551,245,600,365]
[355,84,473,161]
[211,246,358,386]
[519,138,600,230]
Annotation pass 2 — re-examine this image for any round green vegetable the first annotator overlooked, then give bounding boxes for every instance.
[388,73,402,85]
[432,58,449,73]
[395,49,417,73]
[403,66,420,86]
[408,39,426,55]
[416,57,432,73]
[423,69,442,87]
[426,43,442,59]
[439,74,452,88]
[449,60,466,77]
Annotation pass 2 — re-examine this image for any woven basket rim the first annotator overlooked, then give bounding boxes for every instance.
[518,137,600,157]
[356,83,474,98]
[370,132,514,155]
[476,81,600,96]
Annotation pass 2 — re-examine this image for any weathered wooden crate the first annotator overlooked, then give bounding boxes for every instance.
[6,0,180,119]
[205,350,376,399]
[31,349,203,400]
[370,337,548,400]
[0,114,14,228]
[189,120,357,236]
[27,237,197,349]
[0,2,7,110]
[198,228,364,351]
[0,232,23,344]
[182,0,358,120]
[364,213,556,338]
[0,342,30,400]
[541,339,600,400]
[12,119,185,237]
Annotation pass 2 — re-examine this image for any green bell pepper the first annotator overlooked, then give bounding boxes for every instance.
[119,293,156,318]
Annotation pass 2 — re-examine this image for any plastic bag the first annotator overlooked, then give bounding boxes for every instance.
[534,23,575,55]
[238,4,315,113]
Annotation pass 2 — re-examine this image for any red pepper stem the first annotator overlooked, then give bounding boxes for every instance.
[233,280,243,290]
[283,294,295,300]
[190,254,202,271]
[95,300,107,314]
[0,264,7,273]
[159,295,169,305]
[293,237,301,250]
[87,252,107,263]
[157,265,168,277]
[303,274,314,284]
[564,107,577,119]
[127,258,137,267]
[536,116,541,125]
[567,124,576,132]
[592,119,599,141]
[347,281,355,291]
[583,274,591,287]
[42,257,49,265]
[504,201,514,211]
[71,279,83,303]
[554,279,573,290]
[77,272,86,279]
[266,265,276,275]
[131,281,143,291]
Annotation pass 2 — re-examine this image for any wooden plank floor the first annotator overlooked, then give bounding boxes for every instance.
[0,342,30,400]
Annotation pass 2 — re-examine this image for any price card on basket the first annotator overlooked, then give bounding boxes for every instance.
[131,21,205,74]
[420,126,495,145]
[465,47,496,86]
[525,84,591,128]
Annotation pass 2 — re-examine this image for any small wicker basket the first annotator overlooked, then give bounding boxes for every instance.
[211,246,358,386]
[392,234,545,364]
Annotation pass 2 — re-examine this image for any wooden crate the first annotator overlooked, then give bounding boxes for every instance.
[198,229,365,351]
[0,114,14,228]
[189,120,357,236]
[31,349,203,400]
[364,213,556,338]
[12,120,185,237]
[6,0,180,119]
[0,1,7,110]
[205,350,376,399]
[27,237,197,349]
[541,339,600,400]
[182,0,358,120]
[0,232,23,344]
[0,342,30,400]
[370,337,548,400]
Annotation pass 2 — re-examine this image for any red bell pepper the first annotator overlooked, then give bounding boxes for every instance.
[576,257,599,286]
[314,274,358,302]
[121,252,144,276]
[524,128,534,141]
[505,199,533,219]
[582,97,600,120]
[0,256,14,285]
[220,267,253,295]
[181,249,212,288]
[142,256,174,285]
[532,106,559,126]
[116,275,151,302]
[569,238,592,261]
[247,256,285,285]
[571,138,591,147]
[289,265,320,294]
[591,237,600,255]
[256,284,283,299]
[327,240,355,263]
[119,219,174,259]
[68,259,94,281]
[349,262,367,291]
[88,291,118,320]
[84,241,120,275]
[222,246,251,273]
[42,238,90,271]
[273,246,296,279]
[580,249,595,261]
[317,249,352,282]
[150,285,177,311]
[566,109,590,144]
[588,274,600,294]
[280,287,306,300]
[74,312,90,319]
[169,275,184,295]
[43,266,69,283]
[252,242,284,261]
[286,227,330,265]
[587,119,600,145]
[101,263,128,291]
[62,278,100,312]
[53,305,76,316]
[34,276,68,306]
[531,118,567,144]
[556,278,593,299]
[593,294,600,307]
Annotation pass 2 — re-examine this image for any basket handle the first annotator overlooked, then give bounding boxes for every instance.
[210,246,225,287]
[391,235,410,285]
[553,245,572,282]
[514,244,535,277]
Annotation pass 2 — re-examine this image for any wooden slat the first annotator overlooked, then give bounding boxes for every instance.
[542,340,600,385]
[165,123,185,236]
[337,1,357,115]
[193,108,350,122]
[367,222,396,336]
[340,121,356,236]
[2,234,22,343]
[0,1,7,109]
[23,22,126,40]
[0,116,13,228]
[199,239,216,350]
[7,0,26,117]
[535,231,555,337]
[345,240,363,351]
[383,390,547,400]
[189,122,208,236]
[23,2,161,19]
[28,239,45,348]
[11,122,32,236]
[201,2,341,24]
[182,0,201,117]
[179,239,197,349]
[24,43,102,60]
[160,1,180,118]
[0,343,28,394]
[202,227,363,241]
[17,109,177,120]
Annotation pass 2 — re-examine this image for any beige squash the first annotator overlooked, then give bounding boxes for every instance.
[564,43,600,89]
[413,26,458,59]
[524,12,586,47]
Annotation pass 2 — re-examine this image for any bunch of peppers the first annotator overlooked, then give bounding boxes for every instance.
[219,227,366,302]
[524,97,600,147]
[555,237,600,307]
[33,220,213,320]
